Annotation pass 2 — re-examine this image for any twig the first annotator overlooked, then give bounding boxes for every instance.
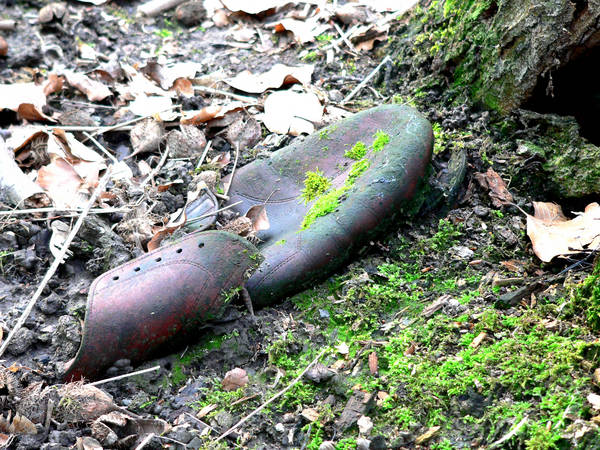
[193,86,257,103]
[0,207,127,216]
[83,132,118,164]
[489,416,528,449]
[42,399,54,440]
[214,348,328,443]
[332,22,355,52]
[0,165,114,358]
[80,105,180,143]
[185,201,242,225]
[195,140,212,170]
[134,433,155,450]
[88,365,161,386]
[342,55,392,104]
[0,20,16,31]
[223,143,240,197]
[139,145,171,190]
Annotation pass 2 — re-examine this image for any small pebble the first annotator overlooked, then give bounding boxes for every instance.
[356,437,371,450]
[275,423,285,433]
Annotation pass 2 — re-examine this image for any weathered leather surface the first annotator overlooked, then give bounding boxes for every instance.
[63,230,258,381]
[224,104,433,305]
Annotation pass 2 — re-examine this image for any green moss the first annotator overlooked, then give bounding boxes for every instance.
[345,141,368,160]
[301,169,331,204]
[347,159,371,185]
[371,130,390,152]
[301,186,348,230]
[319,128,330,140]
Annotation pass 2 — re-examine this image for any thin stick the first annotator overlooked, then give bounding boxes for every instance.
[214,348,328,443]
[0,165,114,358]
[342,55,392,104]
[332,22,355,52]
[185,201,242,225]
[134,433,155,450]
[140,145,171,190]
[223,144,240,197]
[88,365,161,386]
[489,416,528,449]
[195,140,212,170]
[193,86,257,103]
[80,105,180,143]
[83,132,118,164]
[0,207,127,216]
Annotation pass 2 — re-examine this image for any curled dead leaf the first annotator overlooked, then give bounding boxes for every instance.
[0,36,7,57]
[245,205,270,232]
[262,89,323,135]
[368,352,378,375]
[222,368,248,391]
[474,167,513,208]
[225,64,314,94]
[221,0,290,14]
[526,202,600,262]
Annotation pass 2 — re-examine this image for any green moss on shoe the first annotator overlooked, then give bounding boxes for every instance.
[301,169,331,203]
[372,130,390,152]
[345,141,368,160]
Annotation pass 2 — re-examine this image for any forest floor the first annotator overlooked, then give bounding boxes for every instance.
[1,1,600,449]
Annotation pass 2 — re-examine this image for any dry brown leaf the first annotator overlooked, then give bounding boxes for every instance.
[55,383,116,423]
[0,434,12,447]
[226,116,262,151]
[0,37,8,57]
[221,0,290,14]
[38,2,66,23]
[474,167,513,208]
[76,436,103,450]
[141,61,203,90]
[368,352,378,375]
[63,71,112,102]
[130,118,165,157]
[128,94,173,118]
[222,368,248,391]
[262,89,322,135]
[211,151,231,168]
[212,9,231,27]
[181,102,246,125]
[301,407,320,422]
[245,204,270,232]
[526,202,600,262]
[0,82,50,121]
[349,23,389,51]
[588,393,600,410]
[36,157,88,208]
[225,64,314,94]
[404,342,416,356]
[274,17,330,44]
[196,404,218,419]
[0,412,37,435]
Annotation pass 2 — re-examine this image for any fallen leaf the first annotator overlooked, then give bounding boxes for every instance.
[262,89,323,135]
[358,0,418,13]
[245,205,270,232]
[63,70,112,102]
[375,391,389,407]
[301,407,320,422]
[211,152,231,168]
[0,37,7,56]
[55,383,116,422]
[225,64,314,94]
[222,368,248,391]
[368,352,378,375]
[526,202,600,262]
[404,342,416,356]
[128,94,173,118]
[0,412,37,435]
[588,393,600,410]
[274,17,330,44]
[349,23,389,51]
[36,157,88,208]
[141,61,203,90]
[0,137,46,206]
[336,342,350,355]
[181,102,246,125]
[221,0,290,14]
[38,2,66,23]
[76,436,103,450]
[130,118,165,156]
[196,404,218,419]
[0,80,52,121]
[474,167,513,208]
[357,415,373,435]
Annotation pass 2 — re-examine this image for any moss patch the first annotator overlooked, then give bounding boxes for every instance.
[344,141,368,160]
[372,130,390,152]
[301,169,331,204]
